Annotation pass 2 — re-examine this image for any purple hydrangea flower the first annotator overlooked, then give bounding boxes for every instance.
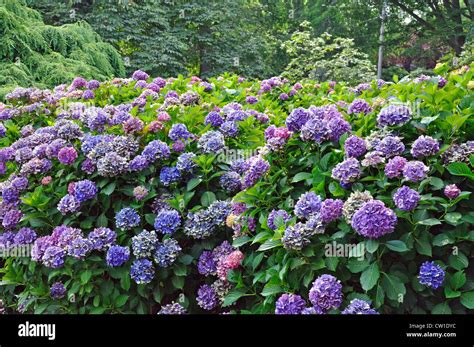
[418,261,445,289]
[300,118,330,144]
[67,237,93,259]
[57,147,77,165]
[242,157,270,188]
[286,108,310,132]
[294,192,322,219]
[131,230,157,258]
[351,200,397,239]
[331,158,361,184]
[197,284,218,310]
[154,209,181,235]
[87,80,100,90]
[159,166,181,186]
[384,156,407,178]
[13,227,37,245]
[153,238,181,267]
[309,274,343,312]
[377,105,412,127]
[71,77,87,88]
[176,152,197,173]
[319,199,344,223]
[106,245,130,267]
[42,246,66,268]
[132,70,149,81]
[204,111,224,127]
[393,186,420,211]
[246,96,258,104]
[348,99,372,115]
[130,259,155,284]
[220,121,239,138]
[50,282,66,299]
[219,172,242,192]
[267,209,291,230]
[72,179,97,202]
[342,299,378,314]
[115,207,140,230]
[57,194,81,215]
[275,294,306,314]
[344,135,367,158]
[444,184,461,199]
[142,140,170,161]
[411,135,440,158]
[82,90,95,100]
[280,93,289,101]
[168,123,192,141]
[197,130,225,154]
[328,117,351,142]
[88,227,116,251]
[403,161,429,182]
[158,302,187,314]
[376,136,405,158]
[198,250,217,276]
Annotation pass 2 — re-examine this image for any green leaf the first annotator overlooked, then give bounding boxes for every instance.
[222,288,247,307]
[200,191,216,207]
[257,239,282,251]
[444,212,462,224]
[449,253,469,270]
[80,270,92,285]
[347,259,369,273]
[444,286,461,299]
[96,213,108,227]
[418,218,441,226]
[187,178,202,191]
[432,233,455,247]
[415,237,432,257]
[232,235,251,247]
[450,271,466,290]
[447,162,474,180]
[102,182,116,195]
[360,263,379,291]
[114,294,129,308]
[365,240,379,253]
[460,292,474,309]
[431,302,452,314]
[385,240,409,252]
[261,284,283,297]
[292,172,312,183]
[382,273,406,301]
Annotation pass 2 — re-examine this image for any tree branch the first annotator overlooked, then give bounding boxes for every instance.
[387,0,436,30]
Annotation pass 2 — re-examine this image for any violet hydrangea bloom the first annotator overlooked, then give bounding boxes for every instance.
[410,135,440,158]
[159,166,181,186]
[242,156,270,188]
[319,199,344,223]
[294,192,322,219]
[198,250,217,276]
[132,70,149,81]
[300,118,330,144]
[57,194,81,215]
[275,293,306,314]
[57,147,77,165]
[197,130,226,154]
[158,302,187,315]
[403,161,429,182]
[42,246,66,268]
[219,172,242,192]
[50,282,66,299]
[377,105,412,127]
[351,200,397,239]
[375,136,405,158]
[393,186,420,211]
[106,245,130,267]
[418,261,445,289]
[347,99,372,115]
[154,209,181,235]
[130,259,155,284]
[309,274,343,312]
[88,227,116,251]
[168,123,192,141]
[204,111,224,127]
[286,107,310,132]
[131,230,158,258]
[384,156,407,178]
[72,179,97,202]
[154,238,181,267]
[344,135,367,158]
[115,207,140,230]
[342,299,378,314]
[13,227,37,245]
[331,158,361,185]
[444,184,461,199]
[67,236,93,259]
[197,284,218,310]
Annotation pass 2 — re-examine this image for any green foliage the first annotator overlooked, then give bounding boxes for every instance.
[281,22,376,84]
[0,0,124,99]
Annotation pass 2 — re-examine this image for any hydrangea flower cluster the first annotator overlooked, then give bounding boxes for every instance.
[184,201,231,239]
[418,261,445,289]
[351,200,397,238]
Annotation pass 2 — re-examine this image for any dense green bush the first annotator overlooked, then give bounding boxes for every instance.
[0,62,472,314]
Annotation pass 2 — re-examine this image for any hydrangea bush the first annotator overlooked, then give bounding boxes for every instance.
[0,63,472,314]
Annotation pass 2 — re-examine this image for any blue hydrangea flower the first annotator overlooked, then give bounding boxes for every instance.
[351,200,397,239]
[88,227,117,251]
[219,172,242,192]
[67,237,93,260]
[106,245,130,267]
[130,259,155,284]
[197,250,217,276]
[73,179,98,202]
[418,261,445,289]
[115,207,141,230]
[154,209,181,235]
[344,135,367,158]
[403,161,429,182]
[197,284,218,310]
[411,135,440,158]
[142,140,170,162]
[159,166,181,186]
[267,209,291,230]
[331,158,361,185]
[286,107,310,132]
[197,130,226,154]
[50,282,66,299]
[131,230,158,258]
[376,136,405,158]
[168,123,192,141]
[42,246,66,268]
[377,105,412,127]
[153,238,181,267]
[158,302,187,314]
[176,152,197,173]
[204,111,224,127]
[219,121,239,138]
[342,299,378,314]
